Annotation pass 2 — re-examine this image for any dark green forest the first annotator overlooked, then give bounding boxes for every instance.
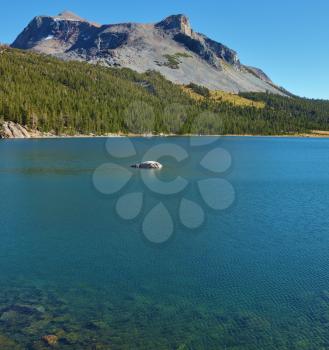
[0,46,328,135]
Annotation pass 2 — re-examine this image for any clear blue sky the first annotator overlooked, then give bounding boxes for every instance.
[1,0,328,99]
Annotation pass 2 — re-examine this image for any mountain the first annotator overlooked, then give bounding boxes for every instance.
[11,11,285,94]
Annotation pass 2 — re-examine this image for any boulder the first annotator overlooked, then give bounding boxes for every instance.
[131,161,163,169]
[0,121,31,138]
[42,335,58,346]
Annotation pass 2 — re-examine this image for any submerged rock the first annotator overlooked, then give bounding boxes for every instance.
[1,304,45,315]
[42,335,58,346]
[131,161,163,169]
[0,304,45,325]
[0,335,21,349]
[0,310,18,323]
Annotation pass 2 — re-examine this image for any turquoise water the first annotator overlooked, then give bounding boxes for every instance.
[1,137,329,349]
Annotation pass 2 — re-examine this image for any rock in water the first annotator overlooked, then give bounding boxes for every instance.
[42,335,58,346]
[131,161,163,169]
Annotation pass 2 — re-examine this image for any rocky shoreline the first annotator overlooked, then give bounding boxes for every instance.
[0,121,123,139]
[1,121,329,139]
[0,122,52,139]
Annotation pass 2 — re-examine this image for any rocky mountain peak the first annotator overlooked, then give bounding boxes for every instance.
[55,11,85,22]
[11,12,284,95]
[156,14,192,36]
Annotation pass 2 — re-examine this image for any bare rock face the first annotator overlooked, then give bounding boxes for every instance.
[12,12,100,55]
[0,121,48,139]
[131,161,163,169]
[155,14,192,37]
[0,121,31,138]
[11,11,286,94]
[244,66,273,84]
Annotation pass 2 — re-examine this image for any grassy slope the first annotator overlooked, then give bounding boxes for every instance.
[181,86,265,109]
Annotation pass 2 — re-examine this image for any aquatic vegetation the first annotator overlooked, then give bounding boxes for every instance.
[1,280,329,349]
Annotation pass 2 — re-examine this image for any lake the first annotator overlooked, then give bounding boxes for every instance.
[0,137,329,349]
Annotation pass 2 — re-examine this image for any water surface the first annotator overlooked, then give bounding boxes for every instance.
[0,137,329,349]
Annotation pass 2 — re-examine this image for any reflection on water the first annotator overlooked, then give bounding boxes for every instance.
[0,137,329,349]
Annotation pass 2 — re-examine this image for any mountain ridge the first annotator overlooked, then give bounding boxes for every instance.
[11,11,286,94]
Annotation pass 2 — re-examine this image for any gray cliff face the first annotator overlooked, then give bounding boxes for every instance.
[155,14,193,37]
[11,11,285,94]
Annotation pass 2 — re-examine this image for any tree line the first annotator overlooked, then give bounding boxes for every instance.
[0,47,328,135]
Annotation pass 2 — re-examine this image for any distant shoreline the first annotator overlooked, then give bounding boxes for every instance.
[2,121,329,139]
[2,132,329,140]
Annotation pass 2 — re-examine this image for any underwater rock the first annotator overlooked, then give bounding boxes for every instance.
[42,335,58,346]
[0,304,46,327]
[59,331,80,345]
[0,310,19,323]
[131,161,163,169]
[85,320,101,330]
[1,304,45,316]
[0,335,21,349]
[35,306,46,314]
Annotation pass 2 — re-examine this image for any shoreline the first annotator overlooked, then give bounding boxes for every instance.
[2,121,329,140]
[2,133,329,140]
